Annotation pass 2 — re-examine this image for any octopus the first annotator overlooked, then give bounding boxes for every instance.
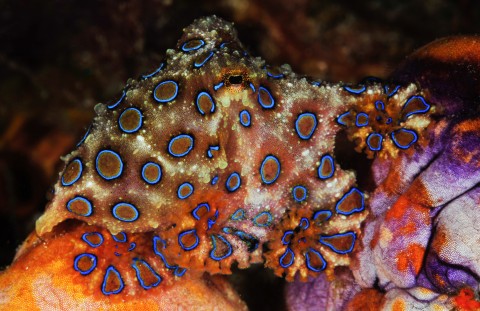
[1,16,479,311]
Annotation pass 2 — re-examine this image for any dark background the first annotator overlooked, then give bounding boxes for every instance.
[0,0,479,309]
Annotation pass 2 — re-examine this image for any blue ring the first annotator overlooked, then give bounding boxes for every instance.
[279,247,295,268]
[95,150,123,180]
[181,39,205,52]
[81,232,104,248]
[355,112,369,127]
[118,107,143,133]
[178,229,199,251]
[295,112,318,140]
[141,62,164,80]
[281,230,294,245]
[112,231,127,243]
[153,80,179,103]
[141,162,162,185]
[210,235,233,261]
[239,110,251,127]
[112,202,139,222]
[292,185,307,203]
[335,187,365,215]
[61,158,83,186]
[211,175,219,185]
[102,265,124,295]
[402,95,431,118]
[343,85,366,94]
[391,128,418,149]
[375,100,385,111]
[312,210,332,222]
[231,209,246,221]
[66,196,93,217]
[132,258,162,289]
[318,154,335,180]
[257,86,275,109]
[305,248,327,272]
[336,111,351,126]
[207,145,219,158]
[177,182,194,199]
[385,85,400,97]
[225,172,241,192]
[168,134,194,157]
[319,232,356,254]
[108,90,126,109]
[299,217,310,230]
[76,125,91,147]
[266,69,284,79]
[194,51,214,68]
[195,91,215,115]
[253,211,273,227]
[366,133,383,151]
[128,242,136,251]
[192,202,210,220]
[74,253,97,275]
[260,155,281,185]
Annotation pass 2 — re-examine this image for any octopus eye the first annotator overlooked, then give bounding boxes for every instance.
[228,75,243,85]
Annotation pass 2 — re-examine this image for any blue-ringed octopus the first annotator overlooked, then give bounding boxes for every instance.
[0,16,479,311]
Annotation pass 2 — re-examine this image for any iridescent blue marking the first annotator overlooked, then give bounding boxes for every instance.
[76,125,91,147]
[211,175,219,185]
[132,258,162,290]
[343,85,366,94]
[385,85,401,97]
[265,69,284,79]
[112,232,127,243]
[61,158,83,186]
[108,90,126,109]
[141,162,162,185]
[402,95,431,118]
[181,39,205,52]
[74,253,97,275]
[239,110,251,127]
[305,248,327,272]
[257,86,275,109]
[219,42,230,49]
[249,83,256,92]
[210,234,233,261]
[260,155,281,185]
[386,117,392,124]
[292,185,307,203]
[194,51,214,68]
[311,81,322,86]
[367,133,383,151]
[95,150,123,180]
[178,229,199,251]
[279,247,295,268]
[312,210,332,222]
[225,172,241,192]
[141,62,164,80]
[336,111,351,126]
[299,217,309,230]
[177,182,194,199]
[153,236,187,276]
[253,211,273,227]
[335,187,365,216]
[195,91,215,115]
[375,100,385,111]
[295,112,318,140]
[118,107,143,133]
[318,154,335,180]
[81,232,104,248]
[114,252,121,257]
[319,232,356,254]
[231,209,246,221]
[66,196,93,217]
[207,210,219,230]
[128,242,136,252]
[153,80,179,103]
[168,134,194,157]
[192,202,210,220]
[213,81,224,91]
[391,128,418,149]
[207,145,219,158]
[355,112,369,127]
[281,230,294,245]
[112,202,139,222]
[102,266,124,295]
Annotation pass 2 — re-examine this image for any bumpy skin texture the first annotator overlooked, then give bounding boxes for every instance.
[1,17,479,311]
